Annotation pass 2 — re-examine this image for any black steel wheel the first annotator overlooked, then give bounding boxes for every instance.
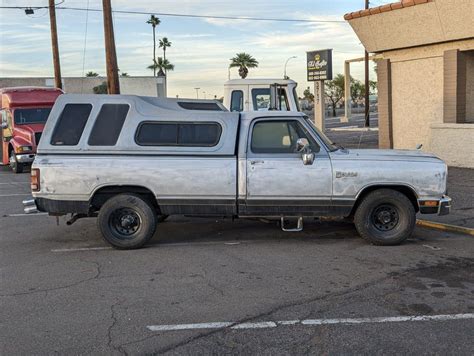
[98,194,157,249]
[354,189,416,246]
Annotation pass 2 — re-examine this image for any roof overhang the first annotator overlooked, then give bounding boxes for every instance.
[344,0,474,53]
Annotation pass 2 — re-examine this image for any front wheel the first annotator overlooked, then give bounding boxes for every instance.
[9,151,23,174]
[354,189,416,246]
[97,194,157,249]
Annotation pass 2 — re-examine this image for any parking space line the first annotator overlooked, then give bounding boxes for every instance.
[5,213,48,217]
[51,247,113,252]
[147,313,474,332]
[0,193,31,197]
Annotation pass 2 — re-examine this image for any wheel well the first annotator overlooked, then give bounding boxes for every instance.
[90,185,160,213]
[350,185,419,216]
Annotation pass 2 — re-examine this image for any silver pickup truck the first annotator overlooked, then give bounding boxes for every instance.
[26,94,451,249]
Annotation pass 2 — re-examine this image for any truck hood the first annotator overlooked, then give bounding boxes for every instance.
[330,149,443,162]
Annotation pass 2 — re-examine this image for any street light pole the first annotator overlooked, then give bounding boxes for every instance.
[48,0,62,89]
[194,87,200,99]
[364,0,370,127]
[102,0,120,94]
[284,56,297,79]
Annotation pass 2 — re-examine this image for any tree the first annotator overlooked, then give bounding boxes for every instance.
[229,53,258,79]
[303,87,314,102]
[93,81,108,94]
[147,57,174,75]
[325,74,345,117]
[159,37,172,64]
[146,15,161,77]
[85,71,99,77]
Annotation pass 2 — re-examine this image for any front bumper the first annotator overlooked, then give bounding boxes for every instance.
[16,153,35,164]
[419,195,452,216]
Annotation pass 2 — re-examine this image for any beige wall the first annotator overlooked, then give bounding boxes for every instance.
[0,77,159,96]
[430,123,474,168]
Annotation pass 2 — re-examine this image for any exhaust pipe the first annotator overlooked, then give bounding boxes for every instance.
[23,197,38,214]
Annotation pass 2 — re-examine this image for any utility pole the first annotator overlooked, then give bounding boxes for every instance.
[102,0,120,94]
[194,87,200,99]
[48,0,62,89]
[364,0,370,127]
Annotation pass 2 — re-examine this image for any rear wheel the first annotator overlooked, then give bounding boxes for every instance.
[354,189,416,246]
[97,194,157,249]
[9,151,23,174]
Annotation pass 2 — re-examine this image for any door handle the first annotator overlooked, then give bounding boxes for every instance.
[250,160,264,165]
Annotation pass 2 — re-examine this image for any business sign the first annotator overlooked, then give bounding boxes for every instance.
[307,49,333,81]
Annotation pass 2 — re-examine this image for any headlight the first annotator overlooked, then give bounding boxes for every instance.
[17,146,32,153]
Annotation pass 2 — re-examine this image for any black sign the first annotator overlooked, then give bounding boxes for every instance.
[307,49,333,81]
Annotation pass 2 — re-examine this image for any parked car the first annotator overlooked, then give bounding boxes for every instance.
[1,87,63,173]
[25,94,451,249]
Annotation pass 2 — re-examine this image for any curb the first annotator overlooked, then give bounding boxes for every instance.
[416,219,474,236]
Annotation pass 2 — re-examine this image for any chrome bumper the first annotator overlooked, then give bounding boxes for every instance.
[438,196,451,216]
[22,198,39,214]
[16,154,35,163]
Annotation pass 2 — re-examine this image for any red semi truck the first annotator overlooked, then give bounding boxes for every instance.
[1,87,63,173]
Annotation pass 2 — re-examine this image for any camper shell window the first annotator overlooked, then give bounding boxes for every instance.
[88,104,129,146]
[51,104,92,146]
[135,122,222,147]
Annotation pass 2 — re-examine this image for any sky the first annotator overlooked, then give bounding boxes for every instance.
[0,0,388,98]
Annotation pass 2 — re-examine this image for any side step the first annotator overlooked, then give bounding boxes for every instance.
[280,217,303,232]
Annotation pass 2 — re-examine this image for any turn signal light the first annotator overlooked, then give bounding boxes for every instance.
[31,168,40,192]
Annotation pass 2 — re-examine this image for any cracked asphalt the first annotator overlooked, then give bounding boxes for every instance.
[1,166,474,355]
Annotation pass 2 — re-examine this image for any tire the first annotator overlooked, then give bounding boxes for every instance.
[97,194,157,249]
[354,189,416,246]
[9,151,23,174]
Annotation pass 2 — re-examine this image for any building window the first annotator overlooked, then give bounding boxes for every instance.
[88,104,129,146]
[135,122,222,147]
[230,90,243,112]
[51,104,92,146]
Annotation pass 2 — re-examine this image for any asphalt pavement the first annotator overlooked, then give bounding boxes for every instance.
[1,162,473,355]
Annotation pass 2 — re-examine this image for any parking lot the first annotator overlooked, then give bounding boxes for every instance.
[1,165,473,355]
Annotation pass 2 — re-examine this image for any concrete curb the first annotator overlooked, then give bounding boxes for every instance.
[416,219,474,236]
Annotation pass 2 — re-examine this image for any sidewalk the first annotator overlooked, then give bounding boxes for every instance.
[417,167,474,229]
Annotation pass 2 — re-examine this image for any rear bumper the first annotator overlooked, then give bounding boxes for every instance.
[419,195,451,216]
[16,153,35,164]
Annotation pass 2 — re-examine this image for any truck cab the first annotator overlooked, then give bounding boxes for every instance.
[1,87,63,173]
[223,79,300,112]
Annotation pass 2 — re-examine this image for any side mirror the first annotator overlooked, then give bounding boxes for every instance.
[1,122,8,129]
[296,138,315,165]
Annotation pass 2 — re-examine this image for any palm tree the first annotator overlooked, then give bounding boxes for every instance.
[229,53,259,79]
[85,71,99,77]
[159,37,172,63]
[146,15,161,77]
[147,57,174,75]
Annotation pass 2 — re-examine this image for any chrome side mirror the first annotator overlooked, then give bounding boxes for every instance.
[1,122,8,129]
[296,138,315,165]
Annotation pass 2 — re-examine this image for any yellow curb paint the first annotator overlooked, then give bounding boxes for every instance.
[416,220,474,236]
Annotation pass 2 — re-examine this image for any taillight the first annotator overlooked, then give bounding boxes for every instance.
[31,168,40,192]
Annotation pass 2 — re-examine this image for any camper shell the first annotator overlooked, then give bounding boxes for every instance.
[27,94,450,249]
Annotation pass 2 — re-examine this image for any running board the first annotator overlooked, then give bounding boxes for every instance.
[280,217,303,232]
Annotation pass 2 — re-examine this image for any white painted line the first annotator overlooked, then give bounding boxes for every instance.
[147,313,474,332]
[0,193,31,197]
[5,212,48,217]
[51,246,113,252]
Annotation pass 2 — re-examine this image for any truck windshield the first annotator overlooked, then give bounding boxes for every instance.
[303,116,339,152]
[14,108,52,125]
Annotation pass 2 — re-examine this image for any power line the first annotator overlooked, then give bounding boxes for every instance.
[0,5,347,23]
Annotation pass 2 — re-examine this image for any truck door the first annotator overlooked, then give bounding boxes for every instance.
[243,117,332,216]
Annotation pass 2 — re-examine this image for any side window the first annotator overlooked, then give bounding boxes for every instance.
[251,88,289,111]
[88,104,129,146]
[135,122,222,147]
[51,104,92,146]
[251,120,319,154]
[230,90,243,112]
